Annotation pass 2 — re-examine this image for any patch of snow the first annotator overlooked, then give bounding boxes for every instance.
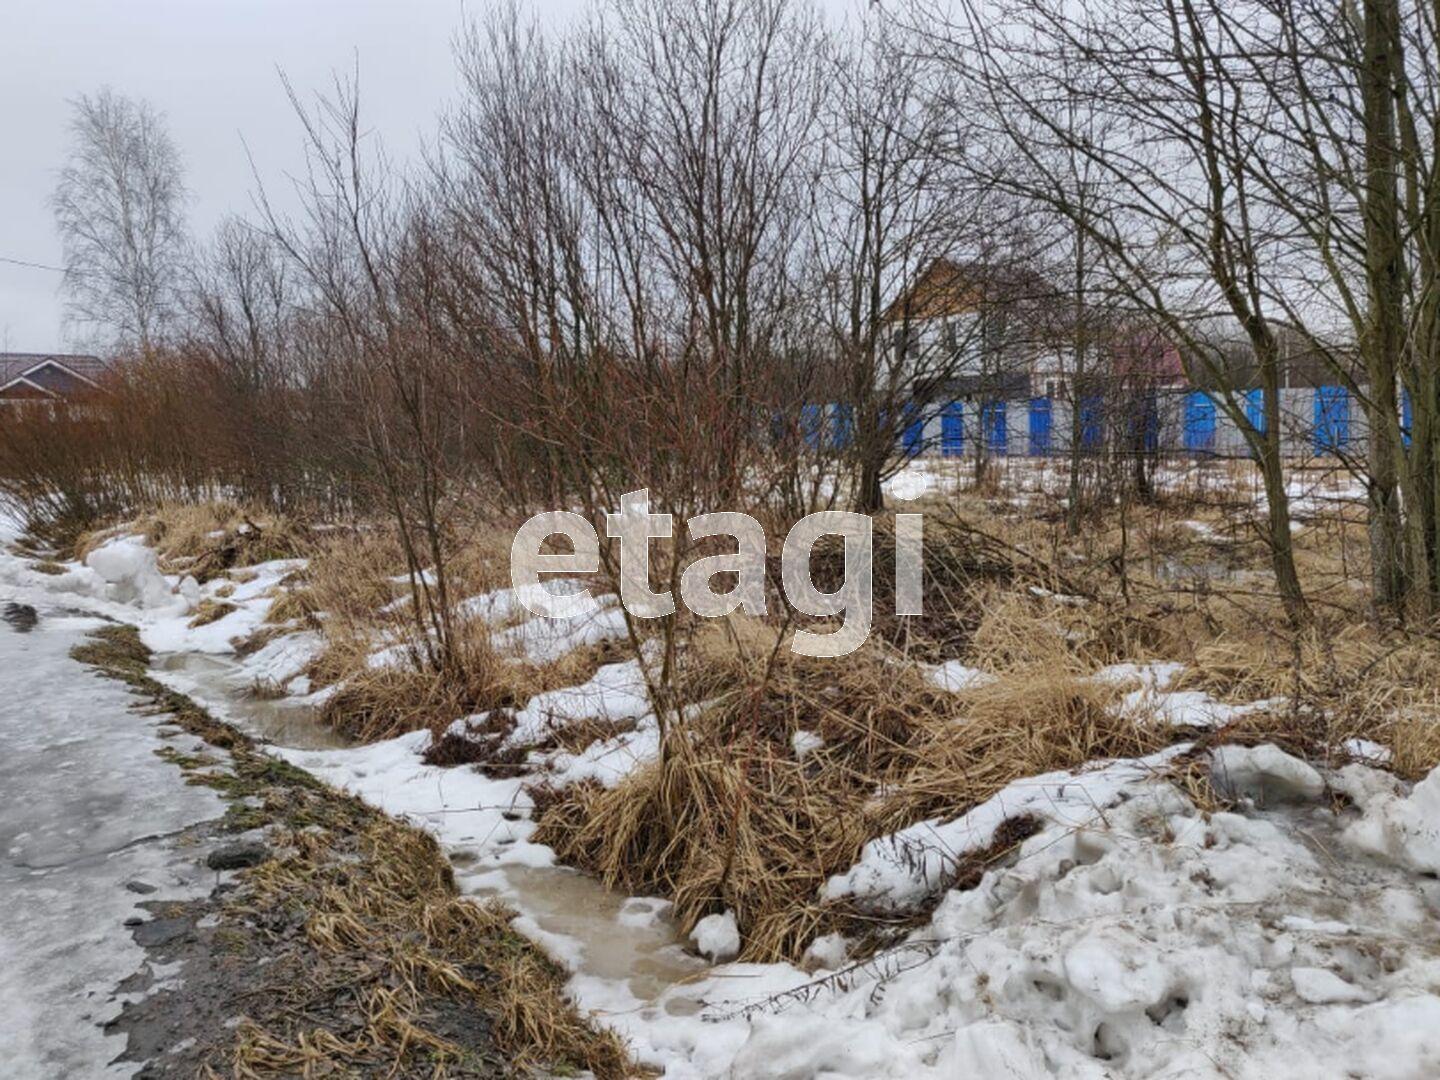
[1342,762,1440,874]
[824,746,1190,910]
[926,660,997,693]
[1210,743,1326,804]
[691,911,740,962]
[802,932,849,971]
[494,598,628,664]
[791,729,824,760]
[85,536,186,612]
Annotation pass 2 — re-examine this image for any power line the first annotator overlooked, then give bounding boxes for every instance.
[0,254,68,275]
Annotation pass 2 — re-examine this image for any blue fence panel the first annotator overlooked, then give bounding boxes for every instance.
[831,404,853,450]
[1314,386,1350,455]
[1080,395,1103,450]
[1402,389,1413,449]
[1184,391,1217,454]
[1141,394,1161,452]
[900,404,925,458]
[1245,388,1266,434]
[941,402,965,457]
[801,403,824,450]
[983,401,1007,456]
[1028,397,1052,456]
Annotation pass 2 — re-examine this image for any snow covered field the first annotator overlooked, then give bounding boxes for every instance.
[6,522,1440,1078]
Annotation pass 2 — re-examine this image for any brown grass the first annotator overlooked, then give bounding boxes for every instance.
[232,820,636,1079]
[533,637,1168,963]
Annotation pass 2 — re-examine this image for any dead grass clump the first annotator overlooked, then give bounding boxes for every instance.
[73,500,308,581]
[876,667,1163,831]
[232,813,634,1078]
[534,635,1174,964]
[421,710,520,768]
[313,620,603,744]
[188,599,238,628]
[262,584,319,626]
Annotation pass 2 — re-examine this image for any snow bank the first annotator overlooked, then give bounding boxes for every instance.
[1342,761,1440,873]
[824,746,1189,910]
[729,746,1440,1080]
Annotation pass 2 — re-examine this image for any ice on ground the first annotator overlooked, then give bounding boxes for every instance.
[0,605,224,1078]
[238,630,324,689]
[690,911,740,963]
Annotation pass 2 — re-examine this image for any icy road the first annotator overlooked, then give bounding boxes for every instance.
[0,598,222,1078]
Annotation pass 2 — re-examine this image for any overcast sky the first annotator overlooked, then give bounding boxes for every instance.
[0,0,569,352]
[1,0,865,355]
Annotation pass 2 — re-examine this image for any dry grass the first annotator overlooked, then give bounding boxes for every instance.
[76,499,308,581]
[533,635,1167,963]
[188,598,238,628]
[230,819,635,1079]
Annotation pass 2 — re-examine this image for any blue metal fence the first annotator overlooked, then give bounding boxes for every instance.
[1184,391,1217,454]
[1080,395,1104,451]
[983,401,1007,455]
[1314,386,1350,455]
[1028,397,1051,456]
[941,402,965,456]
[794,386,1374,461]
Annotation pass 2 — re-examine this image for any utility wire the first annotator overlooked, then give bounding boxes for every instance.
[0,254,68,274]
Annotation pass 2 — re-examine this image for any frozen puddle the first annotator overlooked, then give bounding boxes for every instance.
[0,601,224,1078]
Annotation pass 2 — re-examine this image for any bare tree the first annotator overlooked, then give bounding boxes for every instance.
[52,88,188,352]
[917,0,1313,622]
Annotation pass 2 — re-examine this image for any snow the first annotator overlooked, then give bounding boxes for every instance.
[790,729,824,759]
[84,536,182,611]
[925,660,997,693]
[823,747,1190,911]
[1341,761,1440,873]
[502,659,652,749]
[1291,966,1371,1004]
[690,911,740,962]
[1211,743,1327,804]
[801,931,849,971]
[277,731,555,871]
[725,749,1440,1080]
[493,600,628,663]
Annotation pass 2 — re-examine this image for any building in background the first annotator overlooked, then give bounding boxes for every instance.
[0,353,107,403]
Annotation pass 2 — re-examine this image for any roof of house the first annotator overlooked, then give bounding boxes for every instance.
[885,258,1059,323]
[0,353,108,398]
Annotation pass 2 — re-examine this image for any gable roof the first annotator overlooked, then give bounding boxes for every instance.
[0,353,108,397]
[885,258,1058,323]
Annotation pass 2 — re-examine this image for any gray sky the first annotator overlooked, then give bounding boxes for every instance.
[0,0,553,352]
[1,0,861,353]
